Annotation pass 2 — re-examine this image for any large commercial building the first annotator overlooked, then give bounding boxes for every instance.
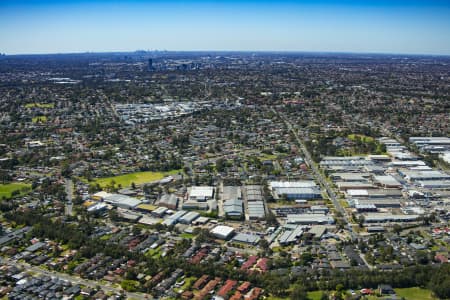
[179,211,200,224]
[320,156,374,169]
[94,192,142,209]
[409,137,450,154]
[269,181,321,200]
[286,213,334,225]
[183,186,215,210]
[244,185,266,220]
[400,170,450,182]
[364,213,420,223]
[162,210,187,226]
[210,225,235,240]
[158,194,179,210]
[223,199,244,218]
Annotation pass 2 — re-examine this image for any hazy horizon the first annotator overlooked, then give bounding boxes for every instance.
[1,0,450,55]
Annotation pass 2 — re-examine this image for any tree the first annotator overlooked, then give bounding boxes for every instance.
[290,284,308,300]
[393,224,402,235]
[358,215,365,228]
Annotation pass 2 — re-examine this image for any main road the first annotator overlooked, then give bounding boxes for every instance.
[65,179,73,216]
[272,108,357,242]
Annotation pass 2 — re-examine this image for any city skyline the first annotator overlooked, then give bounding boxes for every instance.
[1,0,450,55]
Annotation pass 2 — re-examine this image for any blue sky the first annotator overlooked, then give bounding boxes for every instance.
[1,0,449,55]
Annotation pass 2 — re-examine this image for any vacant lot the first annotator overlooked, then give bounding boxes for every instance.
[93,170,181,188]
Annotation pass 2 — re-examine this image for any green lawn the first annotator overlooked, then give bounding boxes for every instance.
[348,134,375,143]
[394,287,435,300]
[0,183,31,199]
[32,116,48,123]
[308,291,325,300]
[93,170,181,188]
[25,103,54,109]
[180,233,195,239]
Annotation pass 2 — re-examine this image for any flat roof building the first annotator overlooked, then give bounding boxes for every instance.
[232,233,260,245]
[188,186,214,202]
[373,175,402,188]
[103,193,141,209]
[223,199,243,218]
[179,211,200,224]
[211,225,235,240]
[270,181,321,200]
[364,213,420,223]
[286,213,334,225]
[159,194,179,210]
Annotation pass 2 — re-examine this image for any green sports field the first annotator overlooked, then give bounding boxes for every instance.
[0,183,31,199]
[93,170,181,188]
[394,287,435,300]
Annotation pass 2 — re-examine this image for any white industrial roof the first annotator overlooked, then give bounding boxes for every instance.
[211,225,234,237]
[270,181,317,189]
[189,186,214,198]
[347,189,369,197]
[103,193,141,208]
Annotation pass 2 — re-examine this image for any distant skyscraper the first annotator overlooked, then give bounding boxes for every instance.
[148,58,153,71]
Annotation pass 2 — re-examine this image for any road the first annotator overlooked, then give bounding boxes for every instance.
[2,258,152,300]
[272,108,357,242]
[65,179,73,216]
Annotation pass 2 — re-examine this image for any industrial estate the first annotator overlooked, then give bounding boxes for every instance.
[0,51,449,300]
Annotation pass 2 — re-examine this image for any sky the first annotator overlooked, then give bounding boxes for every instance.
[1,0,450,55]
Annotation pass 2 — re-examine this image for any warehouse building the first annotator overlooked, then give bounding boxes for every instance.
[158,194,179,210]
[244,185,266,220]
[418,180,450,189]
[187,186,215,201]
[354,199,401,208]
[320,156,374,169]
[211,225,235,240]
[278,225,304,245]
[270,181,321,200]
[162,210,187,226]
[102,193,142,209]
[247,201,266,220]
[232,233,260,245]
[330,172,371,182]
[286,213,334,225]
[245,185,263,201]
[179,211,200,224]
[373,175,402,188]
[222,186,242,201]
[183,186,215,210]
[338,182,375,191]
[364,213,420,223]
[400,170,450,182]
[223,199,243,218]
[152,206,168,217]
